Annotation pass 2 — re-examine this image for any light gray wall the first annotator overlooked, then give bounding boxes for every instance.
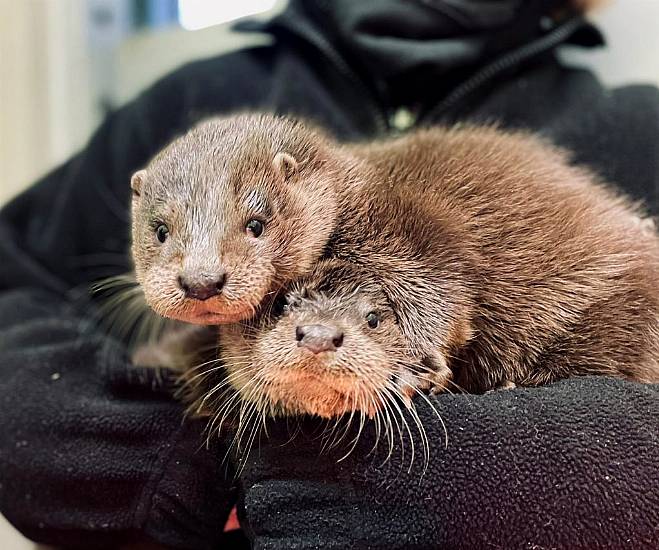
[561,0,659,88]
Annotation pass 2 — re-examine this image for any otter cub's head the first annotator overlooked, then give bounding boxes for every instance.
[131,113,341,324]
[219,259,431,419]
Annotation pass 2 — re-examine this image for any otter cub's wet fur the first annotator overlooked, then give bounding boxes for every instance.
[133,113,659,402]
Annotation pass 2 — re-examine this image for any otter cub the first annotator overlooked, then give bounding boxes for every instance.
[213,259,429,419]
[132,113,659,395]
[130,116,338,325]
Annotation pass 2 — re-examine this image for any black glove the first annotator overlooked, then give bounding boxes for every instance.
[0,288,238,549]
[238,377,659,549]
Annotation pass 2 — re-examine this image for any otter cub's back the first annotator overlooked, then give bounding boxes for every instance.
[340,126,659,390]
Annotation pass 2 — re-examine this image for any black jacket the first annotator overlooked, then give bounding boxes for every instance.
[1,1,657,548]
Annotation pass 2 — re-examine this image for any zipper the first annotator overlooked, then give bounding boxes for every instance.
[420,15,588,124]
[389,106,418,133]
[259,13,588,134]
[281,22,391,134]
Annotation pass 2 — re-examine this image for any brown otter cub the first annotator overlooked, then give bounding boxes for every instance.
[131,113,659,399]
[216,259,427,420]
[130,116,338,325]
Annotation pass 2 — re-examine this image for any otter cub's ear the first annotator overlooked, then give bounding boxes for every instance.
[131,169,147,197]
[273,152,298,181]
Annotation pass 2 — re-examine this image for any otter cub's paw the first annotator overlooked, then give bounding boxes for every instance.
[132,324,218,372]
[485,380,517,394]
[429,369,453,395]
[131,343,180,370]
[419,351,454,394]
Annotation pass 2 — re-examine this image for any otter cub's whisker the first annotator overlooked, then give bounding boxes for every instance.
[90,273,175,354]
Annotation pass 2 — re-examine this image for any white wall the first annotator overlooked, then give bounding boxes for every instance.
[561,0,659,87]
[0,515,45,550]
[0,0,96,206]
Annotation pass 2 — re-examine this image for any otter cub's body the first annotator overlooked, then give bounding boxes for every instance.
[131,114,659,411]
[336,126,659,391]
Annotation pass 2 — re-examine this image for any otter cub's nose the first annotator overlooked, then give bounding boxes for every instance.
[296,324,344,354]
[178,273,226,301]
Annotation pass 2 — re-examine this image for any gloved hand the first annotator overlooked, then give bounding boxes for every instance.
[0,288,238,550]
[237,376,659,550]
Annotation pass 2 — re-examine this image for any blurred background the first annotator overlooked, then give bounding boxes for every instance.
[2,0,659,209]
[2,0,659,210]
[0,0,284,209]
[0,0,658,547]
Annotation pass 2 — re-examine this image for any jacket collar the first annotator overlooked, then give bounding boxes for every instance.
[236,0,603,125]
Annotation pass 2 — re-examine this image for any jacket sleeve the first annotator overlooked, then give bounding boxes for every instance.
[0,287,239,549]
[238,377,659,550]
[0,65,239,548]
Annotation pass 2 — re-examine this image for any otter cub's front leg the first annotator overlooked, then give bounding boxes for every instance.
[131,323,218,372]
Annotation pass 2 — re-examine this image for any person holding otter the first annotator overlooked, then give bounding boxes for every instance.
[1,1,658,549]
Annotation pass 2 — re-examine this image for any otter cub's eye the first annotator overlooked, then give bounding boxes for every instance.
[246,219,264,238]
[366,312,380,329]
[155,224,169,243]
[271,294,290,318]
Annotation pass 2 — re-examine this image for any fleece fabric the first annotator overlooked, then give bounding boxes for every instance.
[0,289,239,549]
[238,377,659,549]
[0,0,658,547]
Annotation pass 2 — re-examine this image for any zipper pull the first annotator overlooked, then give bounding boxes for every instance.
[389,106,417,133]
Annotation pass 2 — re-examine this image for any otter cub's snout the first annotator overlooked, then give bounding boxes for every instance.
[296,324,344,354]
[177,272,227,301]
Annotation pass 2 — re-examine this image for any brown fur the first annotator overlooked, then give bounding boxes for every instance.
[340,125,659,393]
[133,113,659,419]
